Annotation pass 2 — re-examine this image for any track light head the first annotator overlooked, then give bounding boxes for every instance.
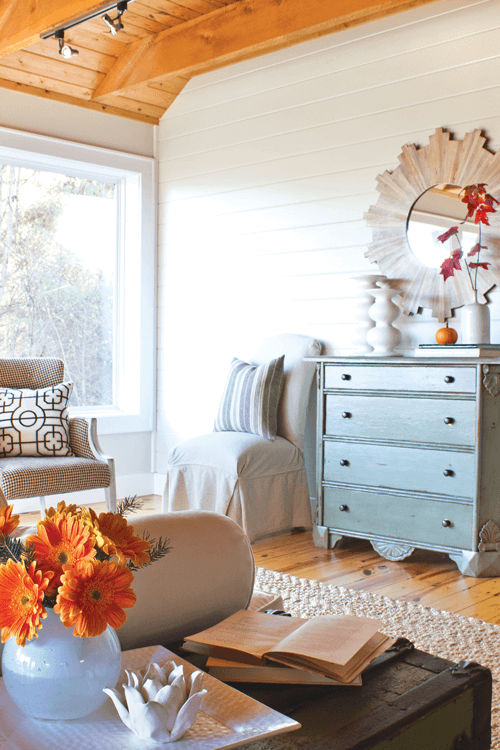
[55,29,79,58]
[102,13,123,34]
[102,2,128,35]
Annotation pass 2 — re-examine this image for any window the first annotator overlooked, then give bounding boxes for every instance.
[0,127,155,434]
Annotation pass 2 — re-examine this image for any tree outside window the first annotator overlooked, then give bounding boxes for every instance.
[0,165,116,407]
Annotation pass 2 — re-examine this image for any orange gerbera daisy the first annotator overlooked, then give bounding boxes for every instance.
[55,559,136,637]
[94,512,151,567]
[0,560,50,646]
[45,501,79,518]
[0,504,20,537]
[26,512,96,595]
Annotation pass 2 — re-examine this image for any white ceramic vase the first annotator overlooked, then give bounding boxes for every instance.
[1,607,121,720]
[366,280,402,356]
[461,300,491,345]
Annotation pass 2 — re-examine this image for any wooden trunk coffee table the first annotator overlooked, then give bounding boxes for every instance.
[232,639,492,750]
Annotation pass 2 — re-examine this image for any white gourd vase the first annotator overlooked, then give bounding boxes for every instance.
[1,607,122,720]
[461,296,491,345]
[366,280,402,357]
[351,274,386,354]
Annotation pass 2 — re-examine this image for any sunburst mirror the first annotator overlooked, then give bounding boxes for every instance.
[364,128,500,321]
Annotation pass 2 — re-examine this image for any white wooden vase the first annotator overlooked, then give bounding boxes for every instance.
[351,274,386,354]
[366,280,402,356]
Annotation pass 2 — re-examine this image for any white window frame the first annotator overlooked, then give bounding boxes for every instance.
[0,126,156,435]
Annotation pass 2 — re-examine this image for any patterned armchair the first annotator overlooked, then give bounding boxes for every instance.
[0,358,116,515]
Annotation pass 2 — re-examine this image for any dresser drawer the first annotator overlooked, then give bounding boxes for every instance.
[322,487,473,549]
[325,394,476,447]
[324,365,476,393]
[323,440,476,497]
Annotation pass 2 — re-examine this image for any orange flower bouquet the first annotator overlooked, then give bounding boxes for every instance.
[0,498,170,646]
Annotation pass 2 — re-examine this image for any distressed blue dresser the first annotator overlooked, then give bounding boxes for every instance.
[307,356,500,577]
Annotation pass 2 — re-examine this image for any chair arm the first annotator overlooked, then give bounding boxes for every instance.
[69,417,110,462]
[117,511,255,651]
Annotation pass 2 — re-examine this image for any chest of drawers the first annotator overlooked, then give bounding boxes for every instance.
[308,356,500,577]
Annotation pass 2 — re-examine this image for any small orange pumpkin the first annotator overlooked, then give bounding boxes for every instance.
[435,325,458,345]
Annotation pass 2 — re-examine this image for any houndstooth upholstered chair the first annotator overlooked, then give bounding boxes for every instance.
[0,358,116,515]
[163,334,322,543]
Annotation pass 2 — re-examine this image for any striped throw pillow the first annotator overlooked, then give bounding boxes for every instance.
[214,356,285,440]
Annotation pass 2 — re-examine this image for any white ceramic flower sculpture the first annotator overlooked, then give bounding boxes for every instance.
[104,659,207,743]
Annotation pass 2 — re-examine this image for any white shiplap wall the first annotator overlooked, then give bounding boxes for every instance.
[155,0,500,478]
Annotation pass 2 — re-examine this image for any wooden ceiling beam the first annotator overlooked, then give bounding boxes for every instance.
[0,0,119,58]
[92,0,442,101]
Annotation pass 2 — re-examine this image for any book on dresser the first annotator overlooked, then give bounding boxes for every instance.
[182,609,395,684]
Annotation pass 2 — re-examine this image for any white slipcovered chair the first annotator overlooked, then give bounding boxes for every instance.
[162,334,322,543]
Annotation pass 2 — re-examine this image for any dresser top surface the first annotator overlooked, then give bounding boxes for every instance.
[305,356,500,364]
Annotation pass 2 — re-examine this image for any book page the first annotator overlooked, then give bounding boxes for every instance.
[184,610,308,661]
[267,615,383,666]
[270,631,394,681]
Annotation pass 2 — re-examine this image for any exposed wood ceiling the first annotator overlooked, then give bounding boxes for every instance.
[0,0,442,125]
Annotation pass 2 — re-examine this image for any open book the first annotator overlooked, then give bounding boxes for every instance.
[183,610,394,683]
[206,656,362,685]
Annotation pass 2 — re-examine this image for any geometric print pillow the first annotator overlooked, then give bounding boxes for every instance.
[0,382,74,457]
[214,356,285,441]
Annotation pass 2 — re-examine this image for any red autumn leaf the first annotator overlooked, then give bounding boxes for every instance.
[483,193,499,207]
[437,226,459,243]
[451,249,463,261]
[469,262,491,270]
[440,255,461,280]
[474,206,495,225]
[467,243,487,257]
[463,184,487,201]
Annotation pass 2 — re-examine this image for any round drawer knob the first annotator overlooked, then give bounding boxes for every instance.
[342,412,352,419]
[444,417,455,425]
[444,376,455,384]
[442,519,452,527]
[443,469,454,477]
[339,504,348,512]
[339,459,350,467]
[341,374,351,381]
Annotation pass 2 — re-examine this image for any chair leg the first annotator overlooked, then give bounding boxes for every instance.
[104,458,117,513]
[39,496,46,515]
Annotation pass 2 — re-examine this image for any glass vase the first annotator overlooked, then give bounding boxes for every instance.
[461,301,491,345]
[1,607,121,720]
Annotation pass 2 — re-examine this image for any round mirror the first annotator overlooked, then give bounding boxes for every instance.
[406,184,480,268]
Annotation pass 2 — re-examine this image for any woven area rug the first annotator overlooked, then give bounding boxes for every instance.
[255,567,500,748]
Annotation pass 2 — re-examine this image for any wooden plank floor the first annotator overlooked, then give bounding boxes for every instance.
[18,495,500,626]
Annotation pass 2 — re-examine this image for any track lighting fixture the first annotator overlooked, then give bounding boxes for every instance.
[102,1,128,35]
[54,29,79,58]
[42,1,133,51]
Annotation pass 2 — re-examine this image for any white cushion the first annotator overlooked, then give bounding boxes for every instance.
[164,433,311,542]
